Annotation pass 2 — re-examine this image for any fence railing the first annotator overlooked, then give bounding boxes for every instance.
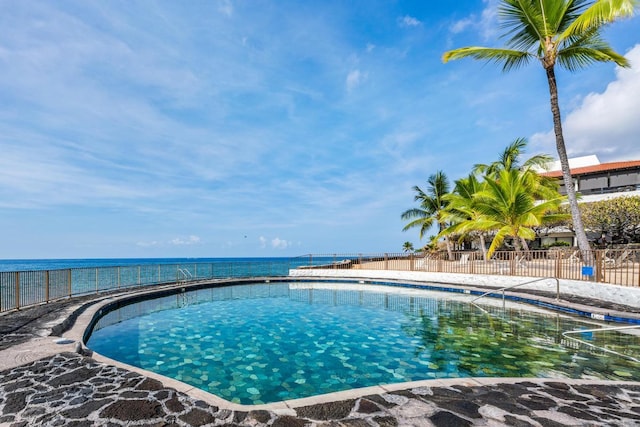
[293,248,640,288]
[0,259,300,313]
[2,250,638,314]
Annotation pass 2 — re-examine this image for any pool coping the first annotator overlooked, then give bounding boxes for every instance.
[53,274,640,411]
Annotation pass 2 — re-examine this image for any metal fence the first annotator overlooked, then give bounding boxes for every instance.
[2,250,638,314]
[0,260,296,313]
[294,248,640,287]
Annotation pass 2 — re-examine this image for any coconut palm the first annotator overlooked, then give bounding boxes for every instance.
[401,171,454,259]
[473,137,551,177]
[473,168,569,258]
[443,0,637,260]
[440,174,491,260]
[402,241,415,253]
[473,138,560,252]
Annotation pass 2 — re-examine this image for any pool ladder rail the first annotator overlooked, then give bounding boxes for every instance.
[562,325,640,363]
[177,268,193,284]
[471,277,560,312]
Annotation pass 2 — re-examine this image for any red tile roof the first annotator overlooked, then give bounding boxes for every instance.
[540,160,640,178]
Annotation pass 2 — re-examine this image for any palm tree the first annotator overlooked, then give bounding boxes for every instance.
[402,241,415,253]
[473,137,552,178]
[440,174,491,260]
[401,171,454,259]
[473,169,569,258]
[473,137,560,252]
[443,0,637,261]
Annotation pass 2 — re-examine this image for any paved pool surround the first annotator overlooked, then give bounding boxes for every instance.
[2,273,640,426]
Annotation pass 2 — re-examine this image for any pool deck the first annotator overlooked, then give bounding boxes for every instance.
[2,275,640,426]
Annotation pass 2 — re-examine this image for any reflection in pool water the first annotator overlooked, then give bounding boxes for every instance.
[86,282,640,405]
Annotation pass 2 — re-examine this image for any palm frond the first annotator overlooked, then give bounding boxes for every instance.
[558,33,630,70]
[563,0,638,39]
[521,153,554,170]
[401,207,426,221]
[500,0,545,49]
[487,226,511,258]
[402,217,434,234]
[442,47,535,71]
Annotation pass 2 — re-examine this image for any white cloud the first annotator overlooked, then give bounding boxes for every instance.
[366,43,375,53]
[399,15,421,27]
[271,237,290,249]
[448,0,499,41]
[170,235,201,245]
[259,236,291,250]
[479,0,499,39]
[531,44,640,162]
[450,18,473,34]
[346,69,367,92]
[136,240,158,247]
[218,0,233,16]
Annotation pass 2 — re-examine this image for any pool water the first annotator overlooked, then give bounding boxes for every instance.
[86,282,640,405]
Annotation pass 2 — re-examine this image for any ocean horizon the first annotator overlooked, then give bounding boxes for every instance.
[0,256,314,273]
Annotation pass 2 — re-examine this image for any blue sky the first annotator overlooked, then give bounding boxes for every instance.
[1,0,639,259]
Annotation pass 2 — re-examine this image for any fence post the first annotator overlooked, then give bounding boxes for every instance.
[117,267,121,289]
[96,268,99,294]
[384,253,388,270]
[138,266,141,286]
[595,250,603,283]
[509,251,516,276]
[554,251,562,279]
[410,253,414,271]
[45,270,50,303]
[67,269,72,298]
[15,272,20,310]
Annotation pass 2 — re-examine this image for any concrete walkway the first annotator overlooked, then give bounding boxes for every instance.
[2,278,640,426]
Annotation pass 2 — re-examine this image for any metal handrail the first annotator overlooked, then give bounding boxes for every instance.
[562,325,640,363]
[471,277,560,308]
[177,268,193,283]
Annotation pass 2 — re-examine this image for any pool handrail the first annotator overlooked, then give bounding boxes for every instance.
[562,324,640,363]
[177,268,193,283]
[471,277,560,307]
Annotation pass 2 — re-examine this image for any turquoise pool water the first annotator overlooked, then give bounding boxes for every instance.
[86,282,640,405]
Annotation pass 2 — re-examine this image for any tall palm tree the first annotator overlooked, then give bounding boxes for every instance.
[401,171,454,259]
[443,0,637,260]
[473,169,569,258]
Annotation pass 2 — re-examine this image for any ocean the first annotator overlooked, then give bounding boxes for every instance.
[0,257,314,273]
[0,256,328,312]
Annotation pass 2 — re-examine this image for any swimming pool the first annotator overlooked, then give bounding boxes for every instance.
[85,281,640,405]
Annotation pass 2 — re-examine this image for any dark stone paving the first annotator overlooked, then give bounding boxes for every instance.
[2,353,640,426]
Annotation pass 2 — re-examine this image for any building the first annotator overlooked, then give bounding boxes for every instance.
[535,155,640,247]
[540,155,640,203]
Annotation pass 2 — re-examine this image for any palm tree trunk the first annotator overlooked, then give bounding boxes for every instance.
[545,66,592,263]
[479,234,488,261]
[520,237,530,259]
[444,236,453,261]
